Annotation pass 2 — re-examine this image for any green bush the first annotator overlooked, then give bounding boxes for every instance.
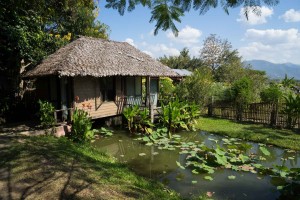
[38,100,55,128]
[70,108,94,143]
[159,98,200,138]
[123,105,153,134]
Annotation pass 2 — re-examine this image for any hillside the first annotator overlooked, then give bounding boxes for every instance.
[244,60,300,80]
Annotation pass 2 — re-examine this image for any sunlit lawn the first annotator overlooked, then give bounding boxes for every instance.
[196,117,300,150]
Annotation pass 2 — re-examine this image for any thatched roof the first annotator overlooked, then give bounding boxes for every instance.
[24,36,178,78]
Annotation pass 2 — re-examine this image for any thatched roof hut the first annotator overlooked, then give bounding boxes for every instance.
[24,36,178,78]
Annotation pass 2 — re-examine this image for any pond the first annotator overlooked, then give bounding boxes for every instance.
[93,131,300,199]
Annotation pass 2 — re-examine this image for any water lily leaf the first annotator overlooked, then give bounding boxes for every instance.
[145,127,153,134]
[168,147,176,150]
[288,156,295,160]
[139,153,146,156]
[253,163,263,169]
[173,134,181,138]
[215,154,228,165]
[152,152,159,155]
[145,142,153,146]
[192,180,197,184]
[222,138,231,144]
[287,150,296,153]
[180,150,189,154]
[192,169,199,174]
[142,136,150,142]
[208,138,218,143]
[277,186,284,190]
[176,161,186,170]
[259,156,266,161]
[204,176,213,181]
[215,146,226,156]
[259,146,271,156]
[228,175,236,180]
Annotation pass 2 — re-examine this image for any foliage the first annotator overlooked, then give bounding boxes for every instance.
[0,0,109,117]
[38,100,55,128]
[283,94,300,129]
[159,77,176,103]
[122,106,153,134]
[160,99,189,138]
[196,117,300,151]
[228,77,254,120]
[215,51,244,83]
[159,98,200,137]
[260,83,283,104]
[106,0,279,35]
[199,34,235,76]
[175,69,214,106]
[158,48,202,70]
[281,74,296,89]
[70,108,95,143]
[98,127,114,136]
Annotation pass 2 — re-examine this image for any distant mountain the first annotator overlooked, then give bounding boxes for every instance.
[244,60,300,80]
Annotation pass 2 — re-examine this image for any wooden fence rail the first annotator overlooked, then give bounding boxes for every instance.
[207,102,300,129]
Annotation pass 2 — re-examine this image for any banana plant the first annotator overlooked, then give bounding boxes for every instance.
[159,98,189,138]
[123,105,140,134]
[283,94,300,128]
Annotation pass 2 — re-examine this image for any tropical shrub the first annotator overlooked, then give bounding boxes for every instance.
[123,105,140,134]
[260,84,283,104]
[38,100,55,128]
[159,98,200,138]
[123,105,153,134]
[175,69,213,107]
[70,108,94,143]
[283,94,300,128]
[159,77,175,103]
[228,77,254,121]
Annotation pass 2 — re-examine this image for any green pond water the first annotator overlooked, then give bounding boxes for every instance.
[93,131,300,200]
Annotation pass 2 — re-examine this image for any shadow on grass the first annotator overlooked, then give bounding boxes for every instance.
[0,135,165,200]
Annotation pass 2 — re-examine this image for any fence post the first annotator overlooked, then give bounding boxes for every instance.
[207,96,214,117]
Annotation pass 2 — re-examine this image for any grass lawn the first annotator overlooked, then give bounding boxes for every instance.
[0,135,181,200]
[195,117,300,150]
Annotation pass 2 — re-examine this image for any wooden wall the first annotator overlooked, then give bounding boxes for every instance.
[73,76,123,119]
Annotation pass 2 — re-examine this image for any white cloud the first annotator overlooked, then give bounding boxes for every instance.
[237,6,273,25]
[239,28,300,64]
[124,38,136,47]
[142,50,154,58]
[280,9,300,22]
[245,28,299,44]
[189,46,202,57]
[166,25,202,46]
[142,43,180,58]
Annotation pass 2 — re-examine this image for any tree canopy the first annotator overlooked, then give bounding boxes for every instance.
[0,0,110,120]
[106,0,280,35]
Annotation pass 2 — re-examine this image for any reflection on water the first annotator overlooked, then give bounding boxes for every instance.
[93,131,300,199]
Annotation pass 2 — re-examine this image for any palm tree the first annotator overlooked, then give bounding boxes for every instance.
[106,0,280,35]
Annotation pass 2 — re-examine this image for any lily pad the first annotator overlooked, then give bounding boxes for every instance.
[259,146,271,156]
[228,175,236,180]
[139,153,146,156]
[204,176,213,181]
[192,180,197,184]
[277,186,284,190]
[176,161,186,170]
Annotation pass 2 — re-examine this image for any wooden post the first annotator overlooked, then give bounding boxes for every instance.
[146,76,154,123]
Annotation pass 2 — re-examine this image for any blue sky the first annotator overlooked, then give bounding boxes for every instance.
[97,0,300,64]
